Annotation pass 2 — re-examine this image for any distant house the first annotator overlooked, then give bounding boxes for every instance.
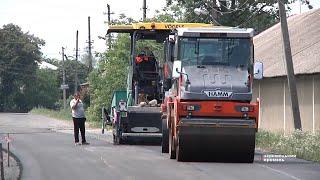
[253,8,320,133]
[37,61,58,70]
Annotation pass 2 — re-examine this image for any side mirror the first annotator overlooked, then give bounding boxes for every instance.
[163,78,172,91]
[119,100,127,111]
[254,62,263,80]
[172,61,182,79]
[168,39,175,62]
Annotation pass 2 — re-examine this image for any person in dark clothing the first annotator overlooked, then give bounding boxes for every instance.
[70,92,89,146]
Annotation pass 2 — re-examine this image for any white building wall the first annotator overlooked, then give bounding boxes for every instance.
[253,74,320,133]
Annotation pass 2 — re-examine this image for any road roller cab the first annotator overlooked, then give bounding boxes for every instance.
[161,27,263,162]
[103,22,214,145]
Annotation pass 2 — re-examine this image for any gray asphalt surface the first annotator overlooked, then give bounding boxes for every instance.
[0,113,320,180]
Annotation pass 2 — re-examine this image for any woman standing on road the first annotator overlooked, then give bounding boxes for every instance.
[70,92,89,146]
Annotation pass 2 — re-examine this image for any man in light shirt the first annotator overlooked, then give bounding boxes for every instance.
[70,92,89,146]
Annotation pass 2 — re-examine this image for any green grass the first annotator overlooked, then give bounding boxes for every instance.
[256,130,320,162]
[31,107,101,128]
[31,107,72,121]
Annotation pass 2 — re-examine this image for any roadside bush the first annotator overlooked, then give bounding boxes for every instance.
[256,130,320,162]
[31,107,72,121]
[86,34,130,122]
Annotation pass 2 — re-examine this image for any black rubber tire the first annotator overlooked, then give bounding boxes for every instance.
[246,152,255,163]
[113,134,126,145]
[113,134,119,145]
[113,122,125,145]
[161,117,169,153]
[239,135,255,163]
[119,137,125,145]
[239,150,255,163]
[176,133,185,162]
[169,129,176,159]
[101,120,105,134]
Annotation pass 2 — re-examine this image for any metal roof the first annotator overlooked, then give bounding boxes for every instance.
[253,8,320,77]
[37,61,58,70]
[176,27,254,37]
[106,22,213,34]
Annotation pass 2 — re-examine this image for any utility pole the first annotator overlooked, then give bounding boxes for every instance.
[62,47,67,110]
[88,16,93,72]
[107,4,111,26]
[107,4,112,49]
[75,30,79,94]
[299,0,302,14]
[278,0,302,130]
[142,0,147,21]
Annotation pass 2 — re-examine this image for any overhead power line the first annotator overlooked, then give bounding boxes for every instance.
[204,0,254,15]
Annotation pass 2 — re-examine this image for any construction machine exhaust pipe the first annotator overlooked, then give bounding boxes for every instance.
[134,82,139,105]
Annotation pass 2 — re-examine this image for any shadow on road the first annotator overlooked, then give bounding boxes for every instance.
[124,137,162,146]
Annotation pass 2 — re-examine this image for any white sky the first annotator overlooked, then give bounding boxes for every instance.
[0,0,319,60]
[0,0,167,59]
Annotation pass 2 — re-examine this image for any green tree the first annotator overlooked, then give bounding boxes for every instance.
[52,59,90,98]
[31,69,60,109]
[165,0,302,33]
[80,53,98,71]
[111,13,136,24]
[0,24,44,112]
[87,34,130,121]
[154,3,184,22]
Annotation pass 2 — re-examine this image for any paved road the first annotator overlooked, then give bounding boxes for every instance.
[0,113,320,180]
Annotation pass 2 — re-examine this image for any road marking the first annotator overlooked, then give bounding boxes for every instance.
[100,155,135,180]
[100,156,115,169]
[258,164,301,180]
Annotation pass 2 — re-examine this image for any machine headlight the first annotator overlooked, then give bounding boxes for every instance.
[236,105,254,112]
[241,106,250,112]
[119,100,127,111]
[183,105,201,111]
[187,105,195,111]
